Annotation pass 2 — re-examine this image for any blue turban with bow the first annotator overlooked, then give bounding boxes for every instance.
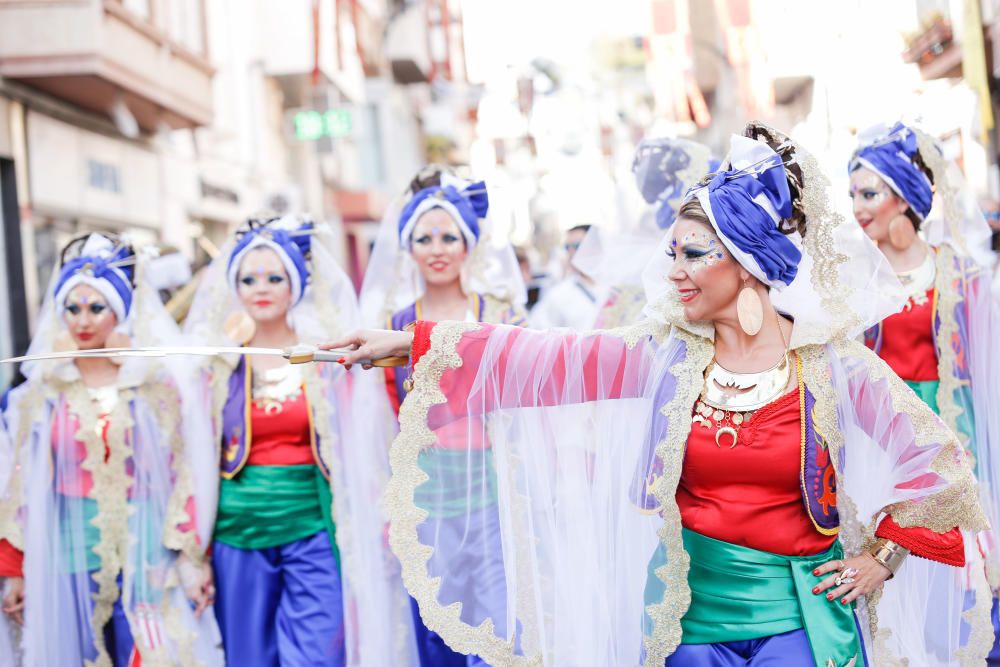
[684,134,802,288]
[54,234,135,321]
[227,216,314,305]
[850,122,933,221]
[397,174,489,249]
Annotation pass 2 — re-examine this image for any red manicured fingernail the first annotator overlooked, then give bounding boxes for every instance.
[812,587,819,594]
[812,569,819,575]
[337,357,345,363]
[841,598,848,604]
[826,594,833,600]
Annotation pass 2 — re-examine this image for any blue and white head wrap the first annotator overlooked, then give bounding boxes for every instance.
[397,173,489,250]
[227,216,314,305]
[850,122,933,221]
[683,134,801,288]
[54,234,135,321]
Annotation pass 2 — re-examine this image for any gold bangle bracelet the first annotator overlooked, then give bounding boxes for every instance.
[868,539,909,579]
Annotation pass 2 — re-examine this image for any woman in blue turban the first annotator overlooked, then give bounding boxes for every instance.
[185,216,414,666]
[852,121,1000,661]
[358,166,526,666]
[326,123,990,666]
[0,233,222,666]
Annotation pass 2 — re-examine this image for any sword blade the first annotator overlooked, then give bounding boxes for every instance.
[0,345,403,367]
[0,345,286,365]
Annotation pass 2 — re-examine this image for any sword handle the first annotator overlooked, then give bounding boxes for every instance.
[284,346,408,367]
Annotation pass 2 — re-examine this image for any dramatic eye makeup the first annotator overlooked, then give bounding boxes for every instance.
[64,298,109,316]
[412,229,462,246]
[849,173,891,206]
[667,231,726,273]
[239,271,286,287]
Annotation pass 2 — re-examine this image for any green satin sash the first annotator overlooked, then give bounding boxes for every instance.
[905,379,940,414]
[215,464,339,565]
[681,529,862,667]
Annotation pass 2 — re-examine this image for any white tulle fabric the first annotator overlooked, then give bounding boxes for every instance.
[183,223,417,666]
[910,129,1000,596]
[0,239,224,666]
[358,195,526,327]
[387,130,989,666]
[391,322,988,666]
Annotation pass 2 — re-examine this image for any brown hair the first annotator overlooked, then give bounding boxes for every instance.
[407,164,453,195]
[678,122,808,237]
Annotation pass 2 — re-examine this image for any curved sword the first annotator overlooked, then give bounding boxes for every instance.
[0,345,408,367]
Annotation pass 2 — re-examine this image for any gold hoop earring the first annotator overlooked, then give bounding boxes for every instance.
[224,311,256,345]
[737,278,763,336]
[888,215,916,251]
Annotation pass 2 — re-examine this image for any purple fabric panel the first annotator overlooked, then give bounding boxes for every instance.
[802,387,839,532]
[220,357,248,477]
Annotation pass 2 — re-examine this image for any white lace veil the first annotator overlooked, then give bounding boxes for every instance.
[913,130,998,270]
[358,177,526,327]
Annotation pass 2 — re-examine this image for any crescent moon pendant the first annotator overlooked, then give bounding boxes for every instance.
[715,427,738,448]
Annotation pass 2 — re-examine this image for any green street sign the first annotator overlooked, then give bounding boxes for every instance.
[293,109,353,140]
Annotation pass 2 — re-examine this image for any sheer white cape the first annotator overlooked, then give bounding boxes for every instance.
[385,131,992,666]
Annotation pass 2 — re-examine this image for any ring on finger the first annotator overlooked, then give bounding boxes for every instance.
[834,567,858,587]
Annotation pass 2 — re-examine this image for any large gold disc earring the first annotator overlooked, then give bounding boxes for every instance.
[736,279,763,336]
[223,311,256,345]
[888,215,916,251]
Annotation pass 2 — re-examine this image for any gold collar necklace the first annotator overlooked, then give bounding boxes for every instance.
[693,310,792,447]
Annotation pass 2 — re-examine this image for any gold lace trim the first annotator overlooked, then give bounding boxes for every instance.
[140,380,200,563]
[956,555,993,665]
[65,379,133,667]
[932,246,965,443]
[603,318,669,351]
[384,321,535,663]
[0,381,47,550]
[642,330,713,665]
